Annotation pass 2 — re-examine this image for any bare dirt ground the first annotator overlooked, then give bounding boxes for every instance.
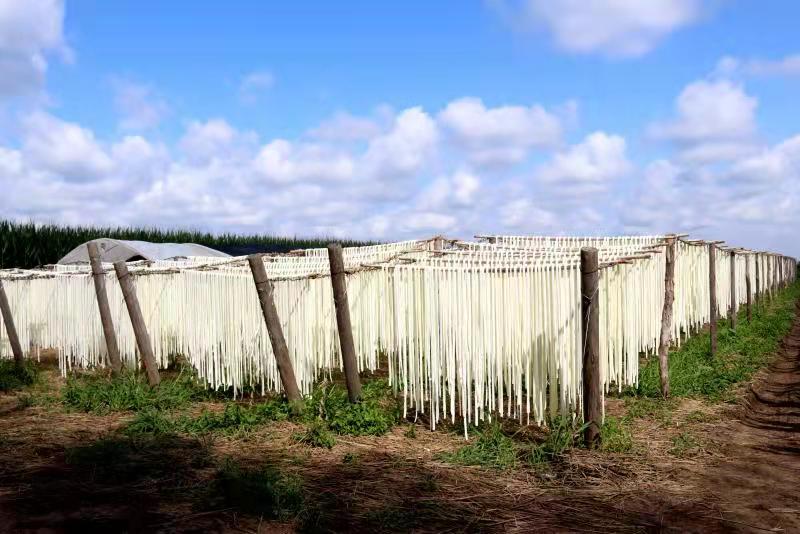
[1,318,799,532]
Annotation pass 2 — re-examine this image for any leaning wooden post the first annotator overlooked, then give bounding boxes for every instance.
[327,243,362,403]
[0,279,24,365]
[657,237,676,398]
[247,254,302,403]
[87,242,122,375]
[729,250,737,330]
[581,247,601,448]
[113,262,160,386]
[745,254,752,323]
[709,244,718,358]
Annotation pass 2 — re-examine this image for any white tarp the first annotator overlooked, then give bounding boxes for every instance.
[58,238,230,265]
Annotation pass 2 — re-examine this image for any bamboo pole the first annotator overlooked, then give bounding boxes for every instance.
[247,254,302,403]
[657,237,675,398]
[327,243,362,403]
[0,279,24,365]
[581,247,601,448]
[87,242,122,375]
[709,244,718,358]
[113,261,160,386]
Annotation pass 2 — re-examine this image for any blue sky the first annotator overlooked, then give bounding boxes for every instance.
[2,1,800,255]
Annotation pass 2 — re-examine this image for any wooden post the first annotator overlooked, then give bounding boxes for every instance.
[247,254,302,403]
[0,279,24,365]
[327,243,362,403]
[581,247,601,448]
[745,255,752,323]
[729,250,737,330]
[113,262,160,386]
[755,253,761,306]
[87,242,122,375]
[657,237,675,398]
[709,244,718,358]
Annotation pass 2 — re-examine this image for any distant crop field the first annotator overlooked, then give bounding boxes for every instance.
[0,220,374,269]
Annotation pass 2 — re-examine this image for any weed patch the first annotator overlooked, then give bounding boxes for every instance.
[62,370,209,414]
[214,458,304,520]
[0,360,38,392]
[309,379,400,436]
[669,432,703,458]
[529,417,587,464]
[600,416,634,453]
[440,421,519,469]
[293,420,336,449]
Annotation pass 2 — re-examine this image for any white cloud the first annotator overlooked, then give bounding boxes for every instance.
[537,131,631,193]
[649,80,759,163]
[714,54,800,78]
[418,170,481,210]
[21,111,113,180]
[6,92,800,256]
[307,111,383,142]
[438,97,563,166]
[178,119,257,163]
[0,0,69,98]
[238,71,275,104]
[112,79,169,130]
[253,140,355,184]
[362,107,439,179]
[492,0,706,57]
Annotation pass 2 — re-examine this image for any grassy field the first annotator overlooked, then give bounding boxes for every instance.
[0,282,797,531]
[0,219,374,268]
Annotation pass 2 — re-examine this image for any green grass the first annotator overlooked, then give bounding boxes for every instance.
[599,416,634,453]
[308,379,400,437]
[669,432,703,458]
[292,420,337,449]
[215,458,305,520]
[62,370,210,414]
[0,219,374,269]
[441,417,589,468]
[529,416,588,464]
[0,360,39,392]
[440,421,520,469]
[636,282,799,401]
[125,377,401,444]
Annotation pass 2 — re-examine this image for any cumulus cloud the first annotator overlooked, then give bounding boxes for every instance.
[536,131,631,194]
[490,0,706,57]
[112,79,169,130]
[0,0,69,98]
[362,107,439,180]
[253,140,355,184]
[21,111,113,180]
[438,97,563,166]
[307,111,384,142]
[178,119,257,163]
[6,91,800,255]
[648,80,759,163]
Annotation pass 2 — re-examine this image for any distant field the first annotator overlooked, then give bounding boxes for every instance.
[0,220,374,269]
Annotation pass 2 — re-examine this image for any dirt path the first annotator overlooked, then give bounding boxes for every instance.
[683,308,800,533]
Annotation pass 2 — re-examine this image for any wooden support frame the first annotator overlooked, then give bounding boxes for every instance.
[327,243,362,403]
[87,242,122,374]
[581,247,601,448]
[114,261,161,386]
